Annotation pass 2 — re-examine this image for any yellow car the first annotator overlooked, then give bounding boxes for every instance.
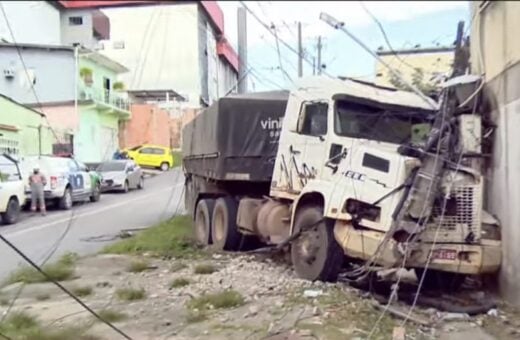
[123,144,174,171]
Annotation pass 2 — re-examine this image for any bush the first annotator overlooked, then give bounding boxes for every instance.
[97,309,127,323]
[5,253,78,285]
[126,260,149,273]
[170,277,191,288]
[187,290,245,311]
[193,263,217,275]
[103,216,198,258]
[115,287,146,301]
[72,286,93,297]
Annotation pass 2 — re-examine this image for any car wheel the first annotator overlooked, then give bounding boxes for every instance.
[291,205,344,282]
[59,188,73,210]
[160,162,169,172]
[137,177,144,190]
[123,180,129,193]
[1,198,20,225]
[90,184,101,202]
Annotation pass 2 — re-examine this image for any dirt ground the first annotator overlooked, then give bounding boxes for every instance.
[1,251,519,340]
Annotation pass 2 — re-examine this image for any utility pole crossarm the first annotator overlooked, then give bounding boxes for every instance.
[319,12,437,109]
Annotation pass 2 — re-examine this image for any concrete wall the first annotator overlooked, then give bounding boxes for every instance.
[0,1,61,45]
[470,1,520,305]
[120,104,170,148]
[0,46,75,104]
[375,50,454,87]
[170,107,199,149]
[0,95,53,156]
[60,9,98,49]
[101,4,201,104]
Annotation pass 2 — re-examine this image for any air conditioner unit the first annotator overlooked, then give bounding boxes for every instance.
[4,69,15,78]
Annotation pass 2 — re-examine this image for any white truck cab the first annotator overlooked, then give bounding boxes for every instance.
[183,76,501,289]
[0,154,25,225]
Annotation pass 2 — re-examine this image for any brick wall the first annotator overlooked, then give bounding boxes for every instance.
[170,107,199,149]
[120,103,171,148]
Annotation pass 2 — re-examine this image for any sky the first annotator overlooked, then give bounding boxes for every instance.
[218,1,470,91]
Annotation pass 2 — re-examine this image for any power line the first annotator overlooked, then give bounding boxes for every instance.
[0,3,62,145]
[0,233,133,339]
[239,1,334,79]
[359,1,418,72]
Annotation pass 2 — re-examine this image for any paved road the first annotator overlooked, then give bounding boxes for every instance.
[0,168,185,280]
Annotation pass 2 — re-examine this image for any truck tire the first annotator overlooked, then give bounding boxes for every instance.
[211,196,242,251]
[414,268,466,292]
[291,205,344,282]
[194,199,215,246]
[1,198,20,225]
[59,187,73,210]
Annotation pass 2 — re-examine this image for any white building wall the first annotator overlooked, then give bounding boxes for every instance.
[60,9,96,49]
[100,4,201,106]
[0,1,61,45]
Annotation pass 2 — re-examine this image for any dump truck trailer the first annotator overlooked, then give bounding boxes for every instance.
[182,76,501,288]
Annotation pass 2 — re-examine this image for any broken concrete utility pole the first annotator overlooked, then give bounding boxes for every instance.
[298,21,303,77]
[237,6,248,93]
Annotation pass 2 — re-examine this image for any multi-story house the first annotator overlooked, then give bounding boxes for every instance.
[469,1,520,304]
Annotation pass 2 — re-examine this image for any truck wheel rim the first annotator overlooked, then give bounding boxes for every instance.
[296,228,321,264]
[214,210,225,242]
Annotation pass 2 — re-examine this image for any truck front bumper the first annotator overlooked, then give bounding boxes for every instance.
[334,222,501,275]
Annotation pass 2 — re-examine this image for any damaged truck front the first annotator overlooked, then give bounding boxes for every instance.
[182,76,501,289]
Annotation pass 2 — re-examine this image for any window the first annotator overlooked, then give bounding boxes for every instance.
[297,102,328,136]
[152,148,165,155]
[139,148,154,154]
[67,159,79,172]
[69,16,83,26]
[0,155,20,182]
[334,100,431,145]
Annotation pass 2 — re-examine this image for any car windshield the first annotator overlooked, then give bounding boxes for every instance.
[334,100,432,145]
[97,162,126,172]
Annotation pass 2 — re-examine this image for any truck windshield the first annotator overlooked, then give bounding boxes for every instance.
[334,100,431,145]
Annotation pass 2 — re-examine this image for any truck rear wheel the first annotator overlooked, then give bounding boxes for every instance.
[414,268,466,291]
[194,199,215,246]
[211,196,242,251]
[291,205,343,282]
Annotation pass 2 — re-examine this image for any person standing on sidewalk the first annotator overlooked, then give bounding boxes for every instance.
[29,167,47,216]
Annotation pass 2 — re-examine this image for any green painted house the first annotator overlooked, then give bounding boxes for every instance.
[0,93,53,157]
[76,50,130,163]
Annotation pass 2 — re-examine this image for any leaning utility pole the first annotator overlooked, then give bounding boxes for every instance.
[237,7,248,93]
[297,21,303,77]
[317,36,322,75]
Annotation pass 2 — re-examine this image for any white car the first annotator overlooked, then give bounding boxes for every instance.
[0,154,25,224]
[20,155,102,210]
[97,160,144,193]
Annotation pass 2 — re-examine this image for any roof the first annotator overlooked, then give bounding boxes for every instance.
[293,76,438,111]
[376,46,455,56]
[128,89,186,102]
[0,42,74,53]
[55,1,238,71]
[227,90,289,101]
[80,48,129,73]
[0,93,46,117]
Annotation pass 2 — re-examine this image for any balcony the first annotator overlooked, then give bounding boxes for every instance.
[79,86,131,118]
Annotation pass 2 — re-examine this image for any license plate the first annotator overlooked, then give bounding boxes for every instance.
[432,249,457,261]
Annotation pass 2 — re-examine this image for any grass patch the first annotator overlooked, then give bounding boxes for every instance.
[126,260,149,273]
[0,311,98,340]
[103,216,199,259]
[193,263,217,275]
[115,287,146,301]
[5,253,78,285]
[35,293,50,301]
[187,290,245,311]
[72,286,93,297]
[170,277,191,288]
[170,262,188,272]
[0,298,9,306]
[97,309,127,323]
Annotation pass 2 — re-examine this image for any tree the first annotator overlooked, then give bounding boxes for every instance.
[389,67,439,98]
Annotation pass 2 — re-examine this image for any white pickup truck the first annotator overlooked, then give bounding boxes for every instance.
[0,154,25,225]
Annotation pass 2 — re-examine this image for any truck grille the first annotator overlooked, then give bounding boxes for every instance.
[432,184,482,236]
